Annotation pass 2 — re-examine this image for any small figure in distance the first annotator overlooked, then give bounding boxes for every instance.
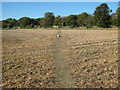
[57,34,61,37]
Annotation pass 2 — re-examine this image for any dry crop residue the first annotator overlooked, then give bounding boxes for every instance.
[2,29,118,88]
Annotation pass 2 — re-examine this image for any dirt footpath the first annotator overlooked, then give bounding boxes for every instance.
[2,29,118,88]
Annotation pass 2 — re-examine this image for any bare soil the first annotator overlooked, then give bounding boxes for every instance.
[2,29,118,88]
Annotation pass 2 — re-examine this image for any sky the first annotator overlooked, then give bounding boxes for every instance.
[2,2,118,20]
[1,0,119,2]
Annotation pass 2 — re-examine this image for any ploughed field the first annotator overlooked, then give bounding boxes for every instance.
[2,29,118,88]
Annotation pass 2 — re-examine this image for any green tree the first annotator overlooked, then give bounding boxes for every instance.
[2,18,18,29]
[116,8,120,27]
[61,17,68,26]
[67,15,78,28]
[94,3,112,28]
[2,20,8,28]
[84,15,95,28]
[42,12,54,28]
[32,18,42,28]
[111,13,117,26]
[39,18,44,27]
[34,18,41,25]
[54,16,62,28]
[77,12,89,27]
[18,17,33,28]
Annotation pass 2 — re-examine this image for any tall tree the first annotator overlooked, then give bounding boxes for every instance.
[43,12,54,28]
[94,3,112,28]
[77,12,89,27]
[2,18,18,28]
[111,13,117,26]
[84,15,95,28]
[54,16,62,28]
[116,8,120,27]
[18,17,33,28]
[67,15,78,28]
[34,18,41,25]
[61,17,68,26]
[2,20,8,28]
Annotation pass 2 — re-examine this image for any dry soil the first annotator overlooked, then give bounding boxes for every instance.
[2,29,119,88]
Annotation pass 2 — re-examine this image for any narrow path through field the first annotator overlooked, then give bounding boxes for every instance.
[53,30,75,88]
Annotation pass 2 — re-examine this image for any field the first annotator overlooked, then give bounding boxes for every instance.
[2,29,118,88]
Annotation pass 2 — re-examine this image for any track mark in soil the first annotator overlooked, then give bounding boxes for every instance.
[53,30,75,88]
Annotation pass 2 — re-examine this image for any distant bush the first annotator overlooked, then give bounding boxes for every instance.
[26,24,34,29]
[86,26,92,29]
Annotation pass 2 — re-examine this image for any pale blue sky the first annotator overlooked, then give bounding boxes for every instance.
[1,0,119,2]
[2,2,118,20]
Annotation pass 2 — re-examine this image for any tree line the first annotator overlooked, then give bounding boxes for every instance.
[1,3,120,29]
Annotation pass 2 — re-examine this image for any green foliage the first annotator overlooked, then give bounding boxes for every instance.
[34,18,41,26]
[111,13,117,26]
[110,8,120,27]
[94,3,111,28]
[39,18,45,28]
[2,20,8,28]
[61,17,68,26]
[42,12,54,28]
[2,18,18,29]
[54,16,62,28]
[67,15,78,28]
[77,12,89,27]
[84,15,95,28]
[116,8,120,27]
[26,24,34,29]
[18,17,33,28]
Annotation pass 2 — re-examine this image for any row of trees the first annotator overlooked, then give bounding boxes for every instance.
[1,3,120,29]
